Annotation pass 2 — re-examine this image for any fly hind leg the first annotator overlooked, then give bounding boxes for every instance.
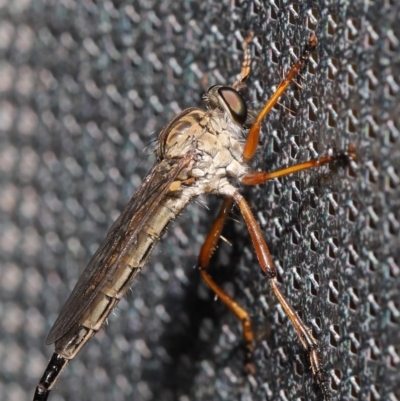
[231,191,330,399]
[198,197,255,373]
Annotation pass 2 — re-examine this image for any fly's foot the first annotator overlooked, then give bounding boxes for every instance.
[332,143,357,167]
[244,341,256,375]
[315,367,331,401]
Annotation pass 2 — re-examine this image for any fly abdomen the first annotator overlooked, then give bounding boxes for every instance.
[54,191,193,361]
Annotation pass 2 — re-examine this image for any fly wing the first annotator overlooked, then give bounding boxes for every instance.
[46,156,190,344]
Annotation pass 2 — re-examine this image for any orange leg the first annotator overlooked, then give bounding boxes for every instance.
[199,269,255,372]
[198,197,233,268]
[198,197,255,370]
[242,146,356,186]
[243,33,317,162]
[232,191,330,398]
[232,32,254,90]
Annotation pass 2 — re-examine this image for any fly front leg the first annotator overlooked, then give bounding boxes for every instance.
[231,191,330,399]
[198,197,255,372]
[242,33,318,162]
[232,32,254,90]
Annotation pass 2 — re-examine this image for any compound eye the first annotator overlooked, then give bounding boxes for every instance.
[218,87,247,126]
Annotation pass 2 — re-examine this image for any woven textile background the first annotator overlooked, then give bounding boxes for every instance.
[0,0,399,400]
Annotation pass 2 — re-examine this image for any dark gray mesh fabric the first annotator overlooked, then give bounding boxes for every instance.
[1,0,399,400]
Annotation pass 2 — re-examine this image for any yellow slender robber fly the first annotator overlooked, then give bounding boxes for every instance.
[34,32,355,401]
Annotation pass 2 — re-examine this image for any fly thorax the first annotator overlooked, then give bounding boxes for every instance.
[163,118,204,159]
[158,108,205,159]
[157,103,248,184]
[191,116,248,181]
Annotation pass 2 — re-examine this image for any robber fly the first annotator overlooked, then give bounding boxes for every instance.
[34,32,354,400]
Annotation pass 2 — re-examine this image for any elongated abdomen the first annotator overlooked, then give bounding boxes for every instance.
[55,192,191,359]
[33,192,194,401]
